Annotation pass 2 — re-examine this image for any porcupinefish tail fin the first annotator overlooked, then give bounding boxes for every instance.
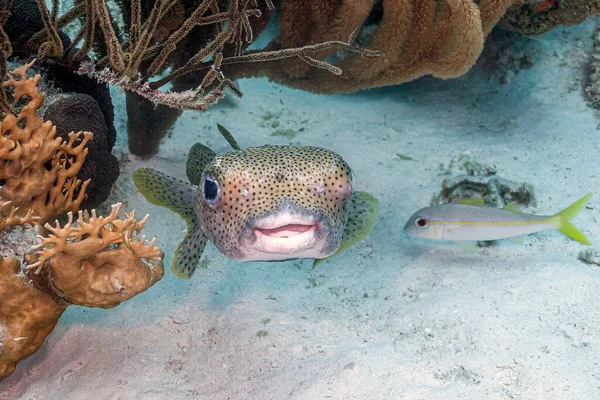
[554,193,593,245]
[186,143,216,185]
[172,222,208,279]
[313,191,380,268]
[133,168,197,229]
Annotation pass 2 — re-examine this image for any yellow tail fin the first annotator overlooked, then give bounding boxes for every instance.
[554,193,593,245]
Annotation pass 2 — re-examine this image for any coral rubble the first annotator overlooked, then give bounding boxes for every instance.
[433,154,536,208]
[579,248,600,265]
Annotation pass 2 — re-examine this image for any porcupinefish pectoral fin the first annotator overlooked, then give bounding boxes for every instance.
[133,168,210,279]
[172,222,208,279]
[186,143,217,185]
[133,168,197,227]
[313,191,380,268]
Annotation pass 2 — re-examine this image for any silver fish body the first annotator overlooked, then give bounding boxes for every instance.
[405,204,556,242]
[404,194,592,248]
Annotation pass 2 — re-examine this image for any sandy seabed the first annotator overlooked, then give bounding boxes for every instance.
[2,19,600,400]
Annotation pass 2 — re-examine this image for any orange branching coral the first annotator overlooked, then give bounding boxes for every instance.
[27,202,164,308]
[0,201,38,231]
[0,201,39,260]
[229,0,516,93]
[0,202,164,380]
[0,60,92,224]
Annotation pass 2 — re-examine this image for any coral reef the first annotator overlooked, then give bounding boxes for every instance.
[0,201,38,231]
[27,203,164,308]
[0,203,164,380]
[6,1,597,157]
[0,0,117,150]
[0,0,72,55]
[124,90,183,157]
[0,202,39,260]
[432,154,536,208]
[0,1,380,156]
[0,0,45,43]
[0,200,63,381]
[0,255,67,381]
[0,60,164,380]
[43,93,119,210]
[499,0,600,37]
[36,58,117,149]
[224,0,516,94]
[0,60,91,224]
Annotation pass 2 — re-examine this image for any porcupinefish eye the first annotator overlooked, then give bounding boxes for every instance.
[202,175,219,204]
[415,217,429,228]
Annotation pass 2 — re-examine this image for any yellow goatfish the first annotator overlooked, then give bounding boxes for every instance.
[404,193,593,250]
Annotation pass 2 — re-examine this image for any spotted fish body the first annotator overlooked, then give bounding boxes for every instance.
[134,137,379,279]
[197,146,352,261]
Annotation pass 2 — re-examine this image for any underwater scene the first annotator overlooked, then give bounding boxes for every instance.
[1,0,600,399]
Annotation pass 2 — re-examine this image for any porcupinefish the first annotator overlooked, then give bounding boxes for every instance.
[404,194,592,250]
[133,129,379,279]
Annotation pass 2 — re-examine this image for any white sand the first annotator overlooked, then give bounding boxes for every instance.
[2,20,600,400]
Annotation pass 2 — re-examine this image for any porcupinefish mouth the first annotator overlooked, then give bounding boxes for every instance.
[254,223,317,238]
[239,212,332,261]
